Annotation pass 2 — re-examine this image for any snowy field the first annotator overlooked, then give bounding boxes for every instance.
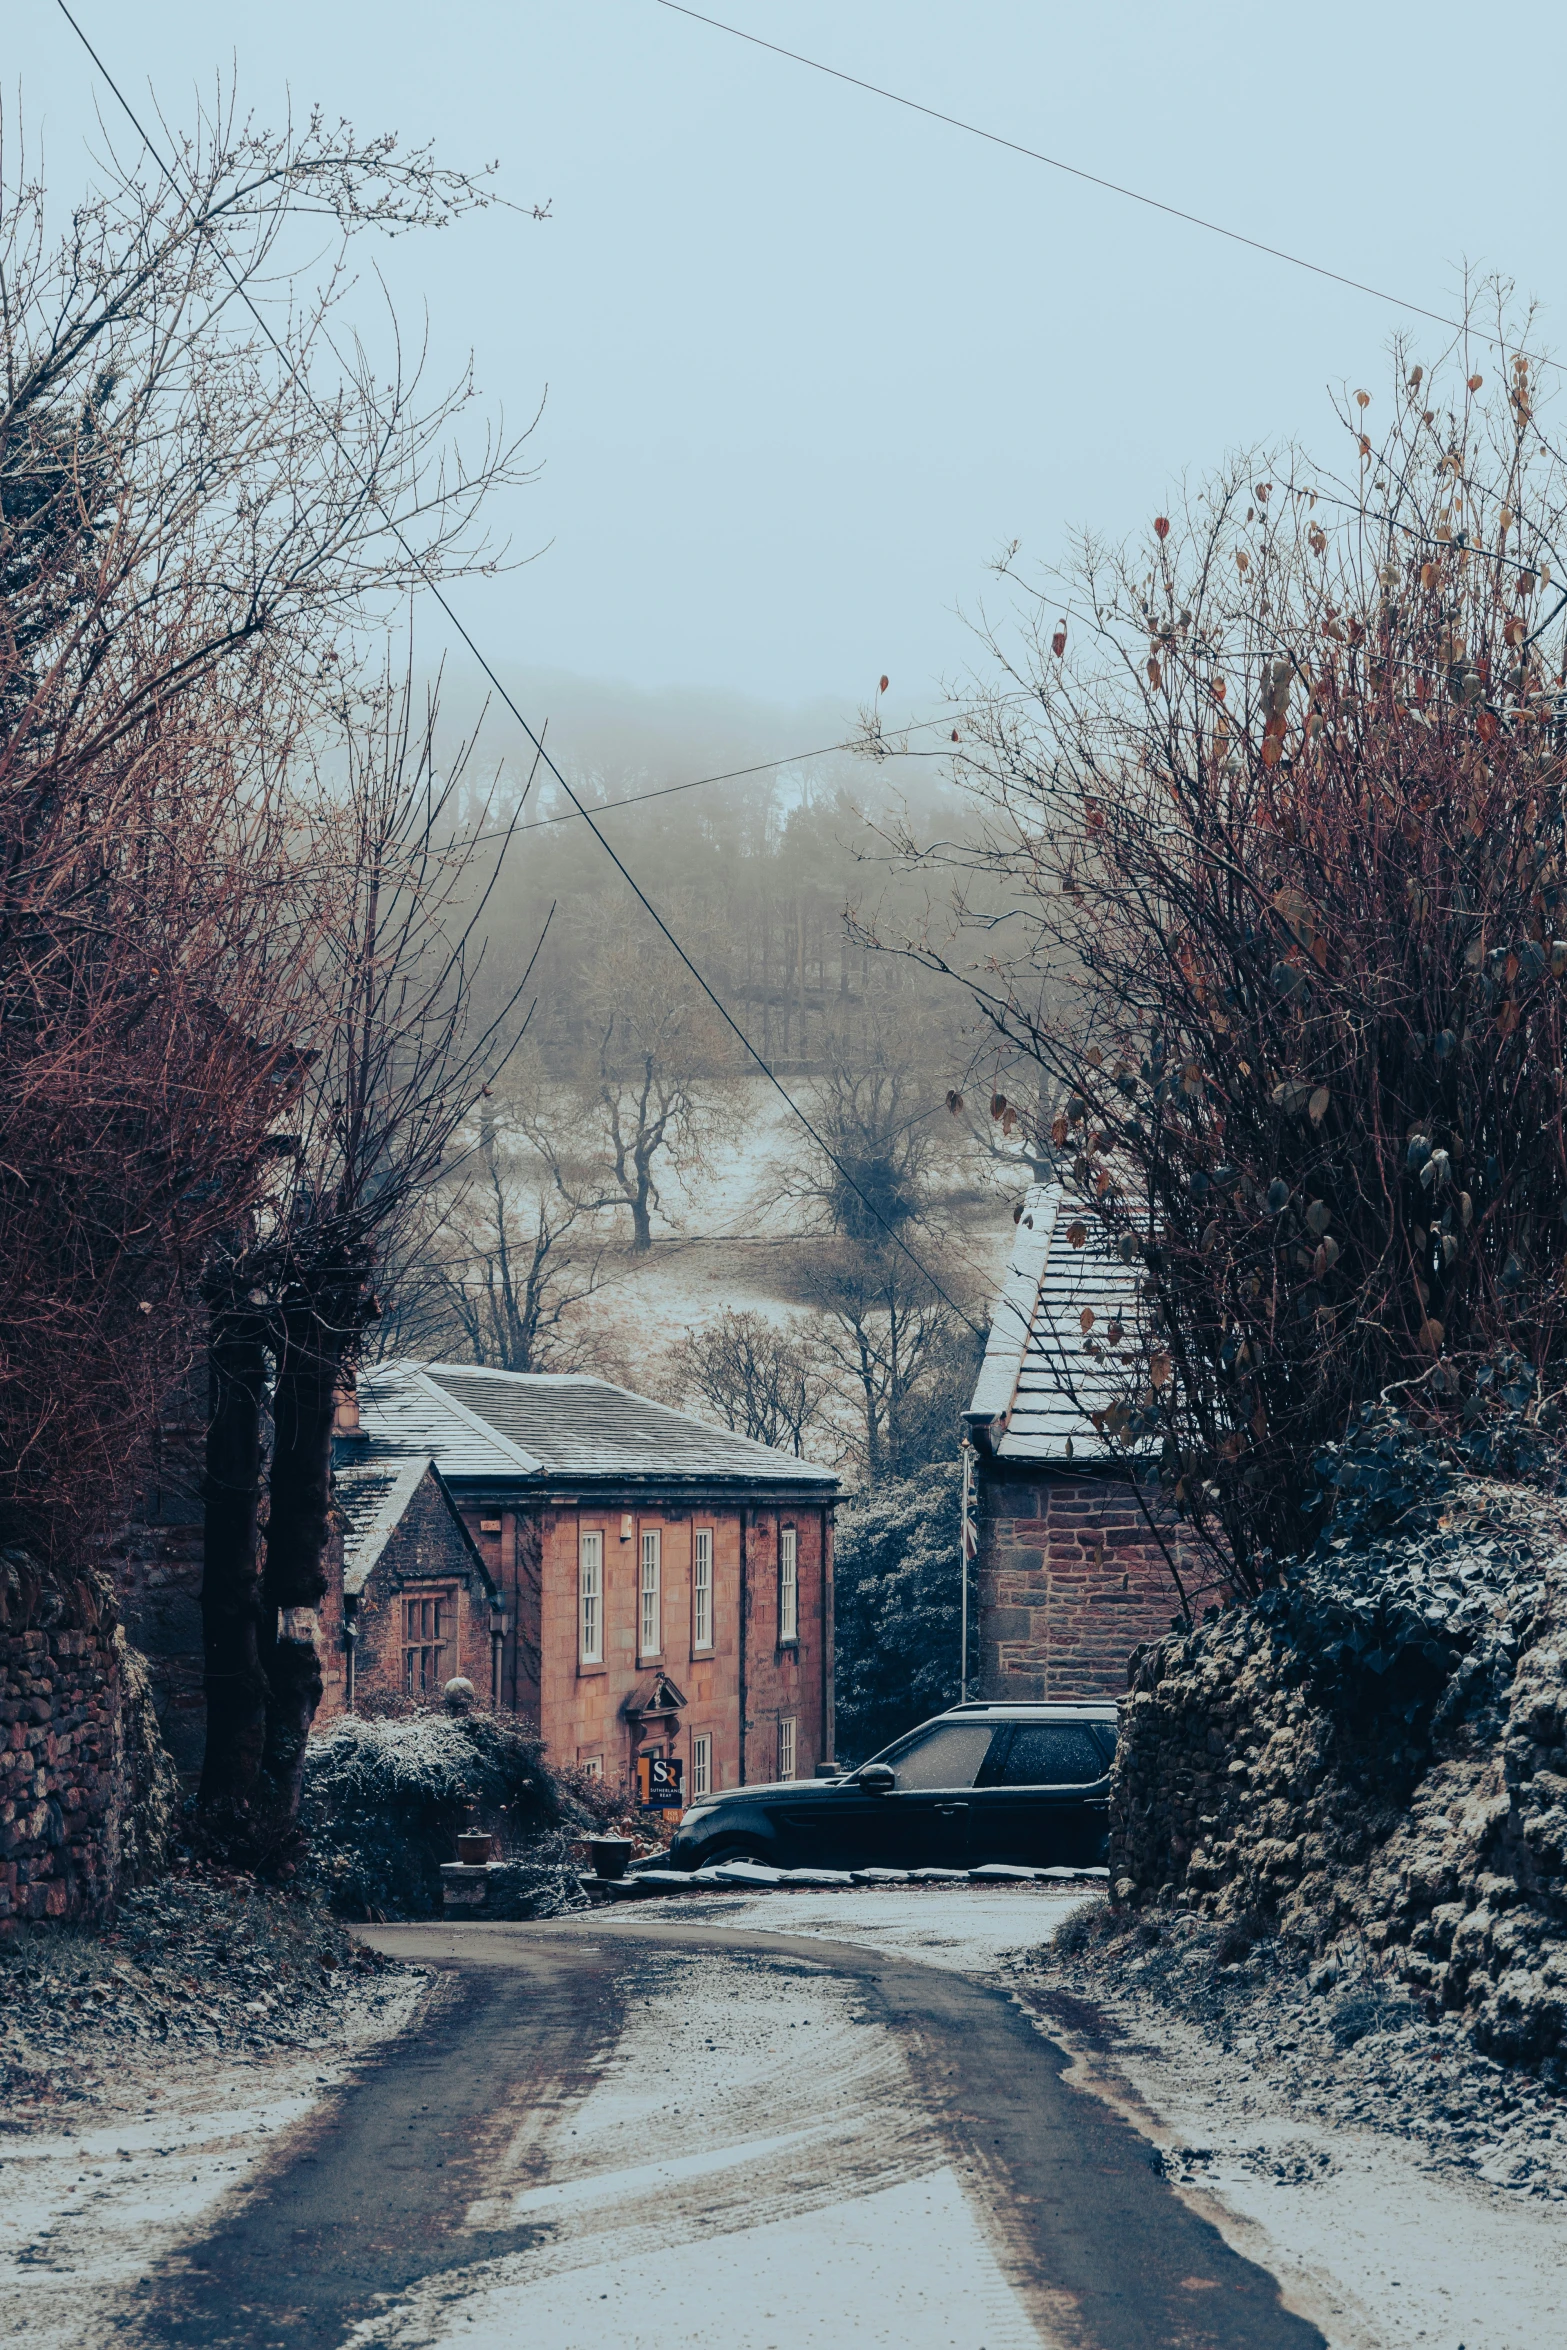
[490,1073,1018,1391]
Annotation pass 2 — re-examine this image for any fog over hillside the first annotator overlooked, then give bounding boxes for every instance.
[371,662,1038,1481]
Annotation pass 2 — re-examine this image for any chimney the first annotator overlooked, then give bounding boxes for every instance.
[332,1381,363,1439]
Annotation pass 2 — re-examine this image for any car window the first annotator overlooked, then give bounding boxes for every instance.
[987,1723,1107,1787]
[891,1723,997,1791]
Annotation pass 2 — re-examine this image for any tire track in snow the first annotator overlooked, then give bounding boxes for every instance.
[344,1944,1043,2349]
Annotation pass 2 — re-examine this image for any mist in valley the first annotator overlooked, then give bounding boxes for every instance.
[382,662,1043,1484]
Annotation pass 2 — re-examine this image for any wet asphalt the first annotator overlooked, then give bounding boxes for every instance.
[123,1914,1326,2350]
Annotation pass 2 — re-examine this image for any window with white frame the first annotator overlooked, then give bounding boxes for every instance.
[580,1753,603,1779]
[639,1526,662,1657]
[691,1731,712,1800]
[692,1527,713,1651]
[777,1715,797,1781]
[579,1530,603,1665]
[779,1525,799,1643]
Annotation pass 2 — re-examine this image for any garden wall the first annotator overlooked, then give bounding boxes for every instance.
[0,1550,177,1933]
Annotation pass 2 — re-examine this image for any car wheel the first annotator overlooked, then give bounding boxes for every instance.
[698,1838,774,1867]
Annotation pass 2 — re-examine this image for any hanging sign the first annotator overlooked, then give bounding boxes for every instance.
[638,1753,684,1810]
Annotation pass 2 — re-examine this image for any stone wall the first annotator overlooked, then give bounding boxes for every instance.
[975,1468,1201,1700]
[1110,1498,1567,2075]
[0,1562,125,1930]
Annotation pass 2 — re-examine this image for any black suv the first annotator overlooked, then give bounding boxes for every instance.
[668,1703,1117,1873]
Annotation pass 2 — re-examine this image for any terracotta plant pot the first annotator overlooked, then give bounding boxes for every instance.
[589,1836,633,1881]
[456,1832,493,1866]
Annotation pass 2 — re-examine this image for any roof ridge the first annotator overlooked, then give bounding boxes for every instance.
[361,1359,838,1486]
[406,1366,544,1473]
[966,1183,1060,1429]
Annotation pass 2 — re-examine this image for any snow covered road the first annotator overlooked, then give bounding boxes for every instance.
[117,1898,1321,2350]
[17,1884,1564,2348]
[344,1934,1043,2350]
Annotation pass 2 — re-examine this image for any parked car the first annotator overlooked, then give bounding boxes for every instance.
[668,1702,1117,1872]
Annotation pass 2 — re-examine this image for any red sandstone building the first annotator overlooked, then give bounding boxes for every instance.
[320,1361,839,1794]
[963,1184,1193,1698]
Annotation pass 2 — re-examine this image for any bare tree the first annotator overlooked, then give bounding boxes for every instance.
[0,97,537,1599]
[198,672,533,1854]
[573,944,729,1252]
[435,1117,606,1372]
[785,1034,975,1479]
[876,292,1567,1579]
[806,1244,967,1482]
[665,1310,829,1456]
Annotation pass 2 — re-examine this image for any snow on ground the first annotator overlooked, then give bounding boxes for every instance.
[0,1971,424,2350]
[347,1935,1040,2350]
[13,1879,1564,2347]
[597,1881,1093,1974]
[502,1071,1018,1384]
[1013,1963,1567,2350]
[612,1885,1567,2350]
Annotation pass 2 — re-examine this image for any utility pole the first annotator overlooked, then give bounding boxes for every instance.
[959,1439,976,1702]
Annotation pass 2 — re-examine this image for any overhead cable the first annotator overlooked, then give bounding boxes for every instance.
[653,1,1553,371]
[52,0,985,1338]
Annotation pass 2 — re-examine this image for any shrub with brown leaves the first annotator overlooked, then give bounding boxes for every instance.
[895,301,1567,1586]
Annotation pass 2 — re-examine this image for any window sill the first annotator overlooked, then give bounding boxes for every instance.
[577,1659,607,1678]
[689,1644,714,1660]
[776,1639,800,1655]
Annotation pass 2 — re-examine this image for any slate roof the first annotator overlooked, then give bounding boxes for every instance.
[333,1453,494,1597]
[353,1361,838,1494]
[965,1184,1142,1464]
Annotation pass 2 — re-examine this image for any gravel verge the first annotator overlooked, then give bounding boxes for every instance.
[1021,1897,1567,2199]
[1,1863,425,2350]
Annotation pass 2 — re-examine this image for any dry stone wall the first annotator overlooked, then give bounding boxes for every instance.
[0,1560,123,1930]
[1110,1485,1567,2078]
[0,1552,177,1933]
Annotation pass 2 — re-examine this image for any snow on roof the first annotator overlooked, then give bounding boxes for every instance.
[355,1361,838,1492]
[965,1184,1142,1465]
[333,1453,492,1598]
[353,1363,542,1480]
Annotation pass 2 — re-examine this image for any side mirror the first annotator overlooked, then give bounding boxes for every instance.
[856,1762,896,1795]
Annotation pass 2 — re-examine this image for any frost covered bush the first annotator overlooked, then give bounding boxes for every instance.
[300,1709,580,1920]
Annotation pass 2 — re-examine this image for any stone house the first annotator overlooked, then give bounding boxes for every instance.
[322,1456,501,1713]
[963,1183,1193,1699]
[319,1360,840,1795]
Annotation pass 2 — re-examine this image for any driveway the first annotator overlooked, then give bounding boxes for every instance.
[122,1906,1323,2350]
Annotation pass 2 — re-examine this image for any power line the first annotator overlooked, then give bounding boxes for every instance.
[463,711,968,850]
[52,0,984,1339]
[654,1,1552,371]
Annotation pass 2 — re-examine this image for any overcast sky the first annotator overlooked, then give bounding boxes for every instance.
[16,1,1567,742]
